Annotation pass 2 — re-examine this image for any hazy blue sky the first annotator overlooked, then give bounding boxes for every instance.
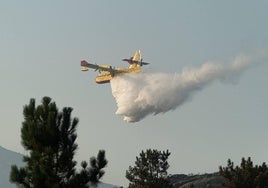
[1,1,268,186]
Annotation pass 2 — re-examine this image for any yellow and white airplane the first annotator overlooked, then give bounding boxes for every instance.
[81,50,149,84]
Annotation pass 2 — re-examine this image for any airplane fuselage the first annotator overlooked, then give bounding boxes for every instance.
[95,64,141,84]
[81,50,148,84]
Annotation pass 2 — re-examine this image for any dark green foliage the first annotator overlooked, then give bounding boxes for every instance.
[10,97,107,188]
[72,150,108,188]
[219,157,268,188]
[88,150,108,183]
[126,149,172,188]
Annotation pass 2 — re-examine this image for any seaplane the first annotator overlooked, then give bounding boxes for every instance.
[81,50,149,84]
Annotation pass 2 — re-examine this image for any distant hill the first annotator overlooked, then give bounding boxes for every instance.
[92,182,121,188]
[0,146,24,188]
[170,173,227,188]
[0,146,119,188]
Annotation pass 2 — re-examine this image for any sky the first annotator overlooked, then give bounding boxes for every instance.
[1,0,268,186]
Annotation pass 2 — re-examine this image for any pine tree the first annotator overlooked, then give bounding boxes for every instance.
[72,150,108,187]
[219,157,268,188]
[10,97,107,188]
[126,149,172,188]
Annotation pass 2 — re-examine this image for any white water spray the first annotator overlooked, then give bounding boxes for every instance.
[110,52,266,122]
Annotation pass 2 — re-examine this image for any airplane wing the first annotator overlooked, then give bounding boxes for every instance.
[81,60,126,74]
[81,60,112,72]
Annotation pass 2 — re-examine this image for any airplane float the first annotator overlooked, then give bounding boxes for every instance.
[81,50,149,84]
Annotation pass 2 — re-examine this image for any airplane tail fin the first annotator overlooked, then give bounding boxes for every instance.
[132,50,141,62]
[135,50,149,66]
[122,50,149,66]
